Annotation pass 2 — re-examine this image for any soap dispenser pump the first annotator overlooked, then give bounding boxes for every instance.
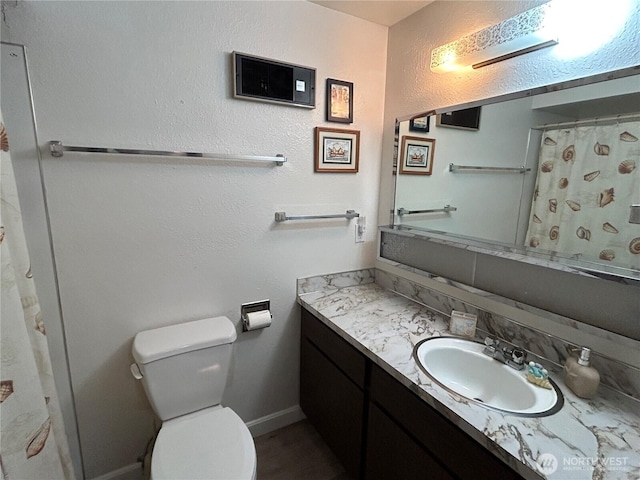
[564,347,600,399]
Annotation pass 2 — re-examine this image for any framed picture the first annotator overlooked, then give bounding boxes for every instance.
[315,127,360,173]
[326,78,353,123]
[436,106,481,131]
[399,136,435,175]
[409,116,430,133]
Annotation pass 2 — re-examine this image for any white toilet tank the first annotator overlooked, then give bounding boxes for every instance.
[132,316,237,421]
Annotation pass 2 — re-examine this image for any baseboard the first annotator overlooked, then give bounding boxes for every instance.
[89,462,142,480]
[246,405,306,438]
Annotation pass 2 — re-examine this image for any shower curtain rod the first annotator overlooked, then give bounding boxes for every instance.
[533,112,640,130]
[48,141,286,165]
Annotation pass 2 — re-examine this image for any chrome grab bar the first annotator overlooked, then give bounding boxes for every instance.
[49,141,286,166]
[449,163,530,173]
[274,210,359,222]
[397,205,457,216]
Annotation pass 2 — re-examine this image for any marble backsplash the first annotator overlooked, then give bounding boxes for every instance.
[298,268,640,402]
[297,268,375,294]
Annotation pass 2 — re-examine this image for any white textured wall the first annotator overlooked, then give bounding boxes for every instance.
[2,1,387,477]
[380,0,640,225]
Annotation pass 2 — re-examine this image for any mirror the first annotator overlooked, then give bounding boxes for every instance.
[392,67,640,283]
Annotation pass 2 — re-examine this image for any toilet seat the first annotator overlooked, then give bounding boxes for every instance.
[151,406,257,480]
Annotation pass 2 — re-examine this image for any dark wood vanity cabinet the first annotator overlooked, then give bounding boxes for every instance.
[300,308,366,478]
[368,362,522,480]
[300,307,524,480]
[365,402,452,480]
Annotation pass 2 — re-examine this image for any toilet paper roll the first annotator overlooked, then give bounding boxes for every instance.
[244,310,272,331]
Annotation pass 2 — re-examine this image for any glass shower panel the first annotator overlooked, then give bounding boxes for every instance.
[1,42,83,479]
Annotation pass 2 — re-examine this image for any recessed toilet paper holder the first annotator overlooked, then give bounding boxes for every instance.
[241,299,271,331]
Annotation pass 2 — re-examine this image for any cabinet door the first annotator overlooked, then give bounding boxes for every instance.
[301,308,366,387]
[300,331,364,477]
[370,364,522,480]
[365,404,453,480]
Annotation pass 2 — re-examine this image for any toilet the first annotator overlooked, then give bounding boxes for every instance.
[131,316,257,480]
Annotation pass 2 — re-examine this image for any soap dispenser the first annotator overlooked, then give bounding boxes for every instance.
[564,347,600,398]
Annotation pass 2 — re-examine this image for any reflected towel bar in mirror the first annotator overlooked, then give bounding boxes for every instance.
[449,163,531,173]
[275,210,359,222]
[49,141,287,166]
[397,205,457,216]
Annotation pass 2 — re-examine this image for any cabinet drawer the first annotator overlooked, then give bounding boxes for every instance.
[301,308,366,388]
[370,363,522,480]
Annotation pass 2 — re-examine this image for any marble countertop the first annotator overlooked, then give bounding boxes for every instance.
[297,281,640,480]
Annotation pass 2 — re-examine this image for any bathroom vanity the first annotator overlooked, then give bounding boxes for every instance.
[297,270,640,480]
[300,307,521,479]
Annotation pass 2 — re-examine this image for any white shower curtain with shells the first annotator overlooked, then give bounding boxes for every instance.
[526,121,640,271]
[0,117,75,479]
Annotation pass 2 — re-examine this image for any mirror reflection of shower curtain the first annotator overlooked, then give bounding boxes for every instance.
[0,115,75,478]
[525,120,640,270]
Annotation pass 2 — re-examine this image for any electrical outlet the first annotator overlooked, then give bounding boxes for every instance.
[355,216,365,243]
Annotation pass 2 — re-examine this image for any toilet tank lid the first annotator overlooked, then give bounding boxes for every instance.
[132,316,237,364]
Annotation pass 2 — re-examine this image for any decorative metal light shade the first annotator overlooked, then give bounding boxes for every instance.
[430,2,558,73]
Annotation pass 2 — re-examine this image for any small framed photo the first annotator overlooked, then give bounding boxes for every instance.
[409,116,430,133]
[326,78,353,123]
[399,135,435,175]
[315,127,360,173]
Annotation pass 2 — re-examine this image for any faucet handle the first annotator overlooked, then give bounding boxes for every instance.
[511,348,527,365]
[506,347,527,370]
[484,336,499,348]
[483,337,499,356]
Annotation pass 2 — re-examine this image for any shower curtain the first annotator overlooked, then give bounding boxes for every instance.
[0,116,75,479]
[525,120,640,270]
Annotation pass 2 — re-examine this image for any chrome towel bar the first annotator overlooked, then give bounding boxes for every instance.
[449,163,530,173]
[397,205,457,216]
[275,210,359,222]
[48,141,286,166]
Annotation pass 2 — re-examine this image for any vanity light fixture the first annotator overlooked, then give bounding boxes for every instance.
[430,2,559,73]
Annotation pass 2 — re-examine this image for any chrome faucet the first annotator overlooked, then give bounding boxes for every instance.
[483,337,527,370]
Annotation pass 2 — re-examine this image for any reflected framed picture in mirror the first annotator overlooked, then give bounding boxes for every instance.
[436,106,481,131]
[399,136,435,175]
[409,116,430,132]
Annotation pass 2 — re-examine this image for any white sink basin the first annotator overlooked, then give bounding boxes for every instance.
[414,337,563,416]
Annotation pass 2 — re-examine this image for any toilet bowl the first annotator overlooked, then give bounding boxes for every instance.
[131,316,257,480]
[151,407,256,480]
